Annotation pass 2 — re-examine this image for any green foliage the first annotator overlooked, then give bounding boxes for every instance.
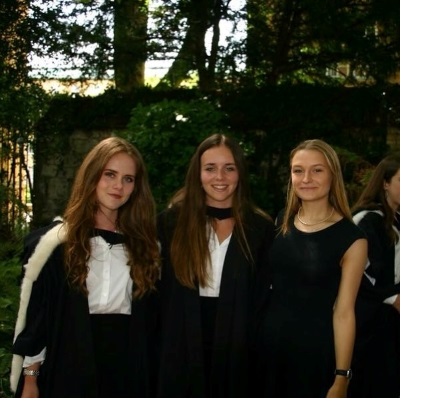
[125,97,229,209]
[333,147,375,207]
[0,257,21,398]
[1,0,399,90]
[0,78,50,241]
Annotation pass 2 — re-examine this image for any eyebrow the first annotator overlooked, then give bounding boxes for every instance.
[292,163,325,168]
[203,162,236,166]
[104,168,136,177]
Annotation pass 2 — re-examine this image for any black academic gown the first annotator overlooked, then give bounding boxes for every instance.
[156,208,274,398]
[12,228,158,398]
[349,209,400,398]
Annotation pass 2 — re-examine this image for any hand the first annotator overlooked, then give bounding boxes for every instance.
[326,378,348,398]
[393,294,400,313]
[21,376,39,398]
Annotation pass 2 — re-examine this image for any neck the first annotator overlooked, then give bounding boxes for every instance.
[206,205,233,220]
[96,209,118,232]
[388,200,399,213]
[297,205,334,226]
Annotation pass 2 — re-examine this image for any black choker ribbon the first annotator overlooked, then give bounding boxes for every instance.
[206,206,233,220]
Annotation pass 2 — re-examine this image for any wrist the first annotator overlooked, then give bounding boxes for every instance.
[334,368,352,380]
[23,368,40,377]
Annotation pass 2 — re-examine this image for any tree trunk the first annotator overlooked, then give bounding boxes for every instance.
[156,0,225,91]
[113,0,148,92]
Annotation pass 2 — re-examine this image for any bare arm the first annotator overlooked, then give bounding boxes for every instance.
[392,294,400,313]
[21,363,41,398]
[327,238,367,398]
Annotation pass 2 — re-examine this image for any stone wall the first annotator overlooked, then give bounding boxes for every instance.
[32,130,113,227]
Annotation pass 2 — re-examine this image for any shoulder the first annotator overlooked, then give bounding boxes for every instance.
[157,207,179,226]
[352,208,384,225]
[23,219,64,258]
[23,222,67,282]
[274,208,285,227]
[331,218,367,249]
[245,208,275,230]
[157,207,180,242]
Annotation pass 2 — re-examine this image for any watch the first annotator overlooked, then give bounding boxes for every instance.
[334,368,352,379]
[23,369,40,377]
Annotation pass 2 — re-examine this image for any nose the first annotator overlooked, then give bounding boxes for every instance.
[215,169,225,180]
[113,178,124,189]
[303,171,312,183]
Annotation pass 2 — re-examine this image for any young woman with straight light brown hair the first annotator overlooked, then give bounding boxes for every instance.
[11,136,160,397]
[157,133,275,397]
[257,139,367,398]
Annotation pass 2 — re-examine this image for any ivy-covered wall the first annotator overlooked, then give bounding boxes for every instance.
[31,84,399,226]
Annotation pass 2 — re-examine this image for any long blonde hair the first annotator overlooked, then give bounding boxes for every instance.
[170,134,271,289]
[281,139,352,234]
[63,136,160,298]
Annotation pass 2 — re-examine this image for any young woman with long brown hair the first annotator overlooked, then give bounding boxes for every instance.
[349,154,400,397]
[11,136,160,397]
[157,133,275,397]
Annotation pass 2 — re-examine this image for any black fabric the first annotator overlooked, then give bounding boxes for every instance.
[348,209,400,398]
[156,207,275,397]
[257,216,365,397]
[13,227,159,397]
[200,296,218,385]
[205,206,233,220]
[90,314,131,397]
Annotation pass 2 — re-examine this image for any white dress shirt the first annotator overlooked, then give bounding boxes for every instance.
[23,235,132,367]
[199,227,232,297]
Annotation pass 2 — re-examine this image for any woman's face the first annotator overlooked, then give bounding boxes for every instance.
[96,152,136,213]
[291,149,333,202]
[385,169,400,210]
[200,145,239,208]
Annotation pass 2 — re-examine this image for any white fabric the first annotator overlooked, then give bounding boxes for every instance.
[199,227,232,297]
[86,236,133,315]
[22,235,132,370]
[23,348,46,367]
[11,223,67,392]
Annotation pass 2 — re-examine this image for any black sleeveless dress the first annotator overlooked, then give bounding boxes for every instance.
[259,217,365,397]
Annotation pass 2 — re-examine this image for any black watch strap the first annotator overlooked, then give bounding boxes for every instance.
[334,369,352,379]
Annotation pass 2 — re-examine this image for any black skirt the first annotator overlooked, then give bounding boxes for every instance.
[90,313,131,397]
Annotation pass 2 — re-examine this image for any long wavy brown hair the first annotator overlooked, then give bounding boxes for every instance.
[170,134,271,289]
[352,154,400,244]
[281,139,352,234]
[62,136,160,298]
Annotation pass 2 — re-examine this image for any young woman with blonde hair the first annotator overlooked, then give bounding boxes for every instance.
[258,139,367,398]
